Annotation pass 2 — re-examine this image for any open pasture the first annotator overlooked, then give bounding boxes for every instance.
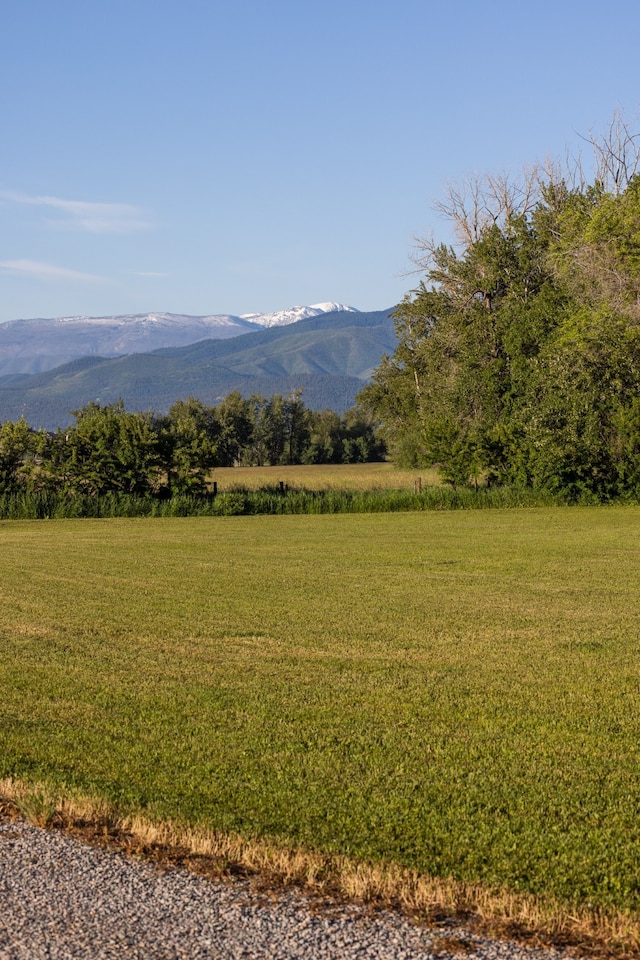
[2,507,640,938]
[211,461,441,491]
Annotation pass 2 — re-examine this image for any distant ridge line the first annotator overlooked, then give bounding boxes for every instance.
[0,302,362,378]
[0,308,397,429]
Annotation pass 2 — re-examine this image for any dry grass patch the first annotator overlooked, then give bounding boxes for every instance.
[210,462,441,491]
[1,776,638,958]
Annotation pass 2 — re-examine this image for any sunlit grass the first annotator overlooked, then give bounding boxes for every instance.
[2,507,640,936]
[211,461,442,491]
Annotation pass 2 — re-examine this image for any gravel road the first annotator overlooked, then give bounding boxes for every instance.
[0,817,580,960]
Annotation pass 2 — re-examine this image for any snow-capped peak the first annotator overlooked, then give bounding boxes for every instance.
[46,312,242,327]
[240,302,359,329]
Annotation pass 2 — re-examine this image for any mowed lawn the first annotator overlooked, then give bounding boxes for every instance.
[2,508,640,912]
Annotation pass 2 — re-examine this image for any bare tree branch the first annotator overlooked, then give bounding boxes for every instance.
[579,107,640,195]
[412,167,542,272]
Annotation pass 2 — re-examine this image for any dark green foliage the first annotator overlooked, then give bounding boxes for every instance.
[163,398,220,494]
[62,401,163,496]
[0,417,38,494]
[360,169,640,499]
[0,392,386,504]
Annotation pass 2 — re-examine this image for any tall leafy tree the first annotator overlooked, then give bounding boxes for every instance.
[0,417,36,494]
[164,398,219,494]
[55,401,162,496]
[362,138,640,497]
[281,390,310,465]
[214,391,253,466]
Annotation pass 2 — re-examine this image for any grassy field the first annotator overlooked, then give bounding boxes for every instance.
[2,507,640,945]
[211,461,442,491]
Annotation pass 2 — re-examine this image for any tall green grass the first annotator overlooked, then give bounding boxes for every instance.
[0,484,568,520]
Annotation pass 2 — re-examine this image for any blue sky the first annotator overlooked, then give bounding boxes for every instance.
[1,0,639,323]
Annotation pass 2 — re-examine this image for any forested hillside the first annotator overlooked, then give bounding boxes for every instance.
[0,309,395,429]
[360,116,640,500]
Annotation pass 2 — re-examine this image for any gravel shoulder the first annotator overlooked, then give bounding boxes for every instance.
[0,817,582,960]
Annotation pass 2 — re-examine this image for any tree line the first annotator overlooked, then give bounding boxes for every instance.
[359,112,640,500]
[0,392,384,498]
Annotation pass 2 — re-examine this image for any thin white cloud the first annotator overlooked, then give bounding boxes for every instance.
[1,190,151,234]
[0,259,104,284]
[126,270,169,278]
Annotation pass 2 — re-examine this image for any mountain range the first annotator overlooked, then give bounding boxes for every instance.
[0,304,396,430]
[0,302,358,377]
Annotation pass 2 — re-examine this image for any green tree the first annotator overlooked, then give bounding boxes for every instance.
[303,409,342,464]
[0,417,36,493]
[361,164,597,489]
[361,209,567,483]
[214,392,253,466]
[56,401,162,496]
[253,394,287,465]
[164,398,219,494]
[281,390,310,465]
